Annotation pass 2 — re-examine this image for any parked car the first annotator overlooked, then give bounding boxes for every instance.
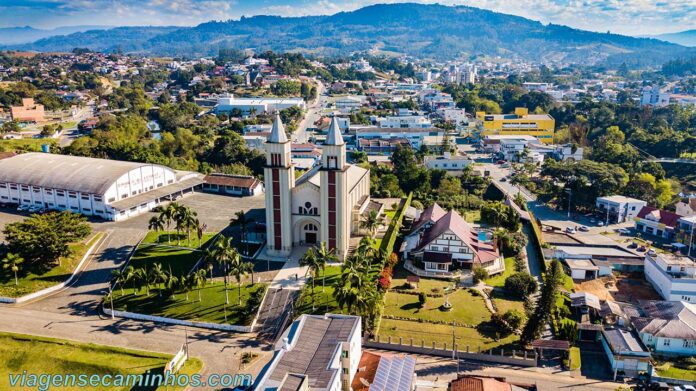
[496,160,505,165]
[617,228,631,235]
[647,249,657,257]
[579,226,589,232]
[637,246,647,252]
[17,204,29,212]
[597,221,604,227]
[628,242,638,249]
[27,206,42,213]
[565,227,576,234]
[500,177,507,182]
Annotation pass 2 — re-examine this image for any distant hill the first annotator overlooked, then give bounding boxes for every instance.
[653,30,696,47]
[0,25,111,45]
[7,3,696,67]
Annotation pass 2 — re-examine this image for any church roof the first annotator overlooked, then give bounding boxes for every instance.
[269,112,288,143]
[325,116,344,146]
[296,164,368,192]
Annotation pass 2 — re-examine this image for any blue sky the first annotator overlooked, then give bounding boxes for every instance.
[1,0,694,36]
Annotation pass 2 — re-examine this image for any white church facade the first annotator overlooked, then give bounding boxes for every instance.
[264,114,370,260]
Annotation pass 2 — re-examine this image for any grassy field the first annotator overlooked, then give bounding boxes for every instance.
[384,289,490,326]
[654,361,696,381]
[483,257,515,288]
[490,288,525,314]
[391,264,456,292]
[0,138,56,152]
[0,233,103,298]
[296,266,343,315]
[463,210,481,224]
[126,245,202,277]
[113,282,267,326]
[378,318,519,351]
[141,231,217,249]
[0,332,202,391]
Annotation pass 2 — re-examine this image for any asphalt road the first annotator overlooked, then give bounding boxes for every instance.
[294,80,327,144]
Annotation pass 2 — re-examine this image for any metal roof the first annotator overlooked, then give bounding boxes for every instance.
[369,354,416,391]
[0,152,175,195]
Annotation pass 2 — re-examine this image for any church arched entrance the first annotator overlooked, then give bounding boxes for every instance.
[303,222,319,245]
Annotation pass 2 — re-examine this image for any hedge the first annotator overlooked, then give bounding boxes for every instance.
[380,192,413,254]
[526,210,547,274]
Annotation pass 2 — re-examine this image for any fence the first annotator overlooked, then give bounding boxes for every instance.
[526,210,547,274]
[365,336,537,367]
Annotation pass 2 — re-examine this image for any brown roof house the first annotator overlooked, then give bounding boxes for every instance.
[401,203,504,279]
[202,174,263,197]
[10,98,44,123]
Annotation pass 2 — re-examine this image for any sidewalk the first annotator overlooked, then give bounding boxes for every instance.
[257,246,311,290]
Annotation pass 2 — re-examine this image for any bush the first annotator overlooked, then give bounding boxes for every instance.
[503,309,525,331]
[504,272,538,299]
[472,266,489,283]
[418,292,426,308]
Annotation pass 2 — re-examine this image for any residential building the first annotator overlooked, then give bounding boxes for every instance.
[644,253,696,302]
[423,152,473,171]
[634,206,682,239]
[640,86,671,107]
[10,98,45,123]
[264,115,370,260]
[254,314,362,391]
[481,135,540,154]
[357,138,410,155]
[675,215,696,255]
[476,107,555,144]
[401,204,504,276]
[439,109,468,128]
[522,82,552,92]
[0,153,202,221]
[335,96,364,113]
[552,144,584,161]
[676,198,696,217]
[214,94,305,115]
[421,91,455,110]
[449,375,520,391]
[596,196,647,224]
[633,300,696,356]
[201,174,264,196]
[378,116,431,129]
[600,328,651,379]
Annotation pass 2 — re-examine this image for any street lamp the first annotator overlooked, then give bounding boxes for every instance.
[566,188,573,219]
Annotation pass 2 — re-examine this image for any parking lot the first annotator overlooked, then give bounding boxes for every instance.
[0,191,266,244]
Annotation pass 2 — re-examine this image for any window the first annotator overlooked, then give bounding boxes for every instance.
[94,196,102,202]
[431,246,439,251]
[684,340,694,348]
[0,183,6,188]
[32,187,40,193]
[663,339,671,346]
[108,197,116,202]
[81,194,90,200]
[21,185,29,191]
[45,190,52,195]
[0,196,7,200]
[9,184,17,190]
[58,204,66,208]
[68,192,77,198]
[56,190,64,196]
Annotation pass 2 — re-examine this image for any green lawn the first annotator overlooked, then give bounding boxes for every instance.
[378,318,519,351]
[0,332,202,391]
[126,244,202,277]
[560,270,575,292]
[654,361,696,381]
[490,288,525,314]
[141,231,216,249]
[463,210,481,224]
[483,257,515,288]
[296,266,343,315]
[0,138,56,152]
[112,282,267,326]
[384,288,490,326]
[0,233,103,298]
[391,264,455,292]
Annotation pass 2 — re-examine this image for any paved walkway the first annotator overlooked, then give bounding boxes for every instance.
[258,246,311,290]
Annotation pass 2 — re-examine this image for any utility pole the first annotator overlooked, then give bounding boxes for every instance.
[688,223,694,258]
[108,285,114,320]
[566,188,573,219]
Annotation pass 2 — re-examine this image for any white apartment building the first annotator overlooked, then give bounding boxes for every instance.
[355,127,443,150]
[640,86,671,107]
[334,96,364,113]
[378,115,432,129]
[595,195,647,224]
[644,253,696,302]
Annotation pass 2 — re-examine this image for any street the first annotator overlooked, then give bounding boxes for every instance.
[293,80,327,143]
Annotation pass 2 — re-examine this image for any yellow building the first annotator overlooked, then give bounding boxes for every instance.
[476,107,555,143]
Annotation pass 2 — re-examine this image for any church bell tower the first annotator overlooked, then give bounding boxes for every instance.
[264,113,294,256]
[320,116,349,260]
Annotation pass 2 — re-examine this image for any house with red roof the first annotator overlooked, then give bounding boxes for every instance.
[401,203,504,277]
[634,206,683,240]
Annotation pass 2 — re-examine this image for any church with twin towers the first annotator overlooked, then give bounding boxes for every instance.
[263,113,371,260]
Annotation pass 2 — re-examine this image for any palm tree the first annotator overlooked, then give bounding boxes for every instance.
[173,204,190,245]
[355,236,376,270]
[228,256,253,306]
[148,263,166,296]
[124,266,137,296]
[164,271,179,298]
[157,202,178,245]
[208,236,238,305]
[182,212,199,247]
[148,215,165,242]
[494,228,512,253]
[2,253,23,286]
[181,273,195,301]
[300,248,321,310]
[192,269,207,302]
[136,267,149,295]
[110,268,126,296]
[360,210,381,235]
[196,220,205,248]
[315,242,337,292]
[230,210,254,256]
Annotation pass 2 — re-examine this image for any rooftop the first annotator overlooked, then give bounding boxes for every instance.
[597,195,646,204]
[633,301,696,340]
[602,328,649,355]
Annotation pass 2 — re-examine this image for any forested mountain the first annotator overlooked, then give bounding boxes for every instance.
[0,26,110,45]
[7,3,695,66]
[653,30,696,47]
